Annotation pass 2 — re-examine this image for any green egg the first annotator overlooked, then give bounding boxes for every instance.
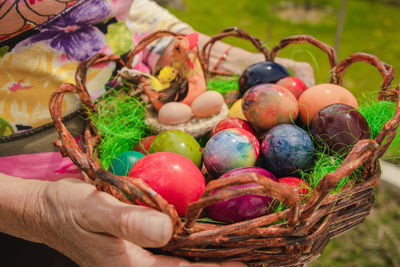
[108,151,145,176]
[149,130,203,168]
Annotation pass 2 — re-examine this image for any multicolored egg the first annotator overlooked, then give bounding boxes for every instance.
[206,167,277,223]
[310,103,370,153]
[203,128,260,177]
[261,124,314,177]
[149,130,202,167]
[242,83,299,132]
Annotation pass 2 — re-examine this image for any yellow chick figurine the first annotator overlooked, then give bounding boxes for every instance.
[156,66,178,91]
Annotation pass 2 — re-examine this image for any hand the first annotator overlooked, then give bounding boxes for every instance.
[0,175,245,267]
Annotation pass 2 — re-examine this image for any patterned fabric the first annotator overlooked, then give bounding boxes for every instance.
[0,0,189,138]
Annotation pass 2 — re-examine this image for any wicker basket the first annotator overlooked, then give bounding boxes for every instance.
[49,27,399,267]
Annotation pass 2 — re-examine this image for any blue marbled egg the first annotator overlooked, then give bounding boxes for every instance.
[261,124,314,177]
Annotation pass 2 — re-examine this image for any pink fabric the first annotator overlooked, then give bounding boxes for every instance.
[0,152,82,181]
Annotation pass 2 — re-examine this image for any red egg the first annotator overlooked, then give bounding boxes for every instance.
[133,135,156,154]
[128,152,206,216]
[211,117,256,136]
[278,177,310,201]
[298,83,358,125]
[276,76,308,99]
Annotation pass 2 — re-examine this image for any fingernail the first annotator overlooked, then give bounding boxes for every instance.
[142,215,171,245]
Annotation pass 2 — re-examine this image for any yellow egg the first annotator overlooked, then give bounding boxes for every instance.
[158,102,193,125]
[228,99,247,120]
[191,91,224,117]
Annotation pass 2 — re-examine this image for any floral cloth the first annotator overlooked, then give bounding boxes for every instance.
[0,0,189,137]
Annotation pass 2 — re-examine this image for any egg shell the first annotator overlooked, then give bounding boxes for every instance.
[298,83,359,125]
[228,99,247,120]
[276,76,308,99]
[158,102,193,125]
[191,90,224,117]
[242,83,299,132]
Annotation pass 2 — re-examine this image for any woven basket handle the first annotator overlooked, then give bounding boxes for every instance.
[331,52,394,95]
[200,27,271,76]
[270,35,338,74]
[330,52,398,156]
[183,173,300,232]
[374,85,400,159]
[49,54,183,234]
[125,31,185,68]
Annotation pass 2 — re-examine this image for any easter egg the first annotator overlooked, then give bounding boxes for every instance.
[298,83,359,125]
[211,117,256,136]
[128,152,206,216]
[133,135,156,154]
[206,167,277,223]
[149,130,202,167]
[228,98,247,120]
[191,90,224,117]
[108,151,145,176]
[278,177,310,201]
[158,102,193,125]
[242,83,299,132]
[310,103,371,153]
[276,76,308,99]
[203,128,260,177]
[238,61,290,96]
[261,124,314,177]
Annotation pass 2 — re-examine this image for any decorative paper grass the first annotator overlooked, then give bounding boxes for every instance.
[358,96,400,157]
[87,88,152,169]
[206,75,239,94]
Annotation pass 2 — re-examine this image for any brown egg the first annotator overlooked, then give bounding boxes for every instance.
[158,102,193,125]
[298,83,358,125]
[191,91,224,117]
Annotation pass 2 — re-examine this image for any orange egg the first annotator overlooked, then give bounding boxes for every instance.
[298,83,358,125]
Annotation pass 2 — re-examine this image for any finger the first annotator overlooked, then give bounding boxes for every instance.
[76,186,173,248]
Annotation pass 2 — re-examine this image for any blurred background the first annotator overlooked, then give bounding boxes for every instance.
[157,0,400,266]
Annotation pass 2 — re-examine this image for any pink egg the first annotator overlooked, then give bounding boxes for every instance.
[128,152,205,216]
[242,83,299,132]
[298,83,358,125]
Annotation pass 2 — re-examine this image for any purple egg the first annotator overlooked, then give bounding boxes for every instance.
[310,103,370,153]
[206,167,277,223]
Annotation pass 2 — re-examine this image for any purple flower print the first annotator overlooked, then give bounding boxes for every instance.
[18,0,111,62]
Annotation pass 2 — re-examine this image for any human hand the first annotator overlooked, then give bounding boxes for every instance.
[28,178,246,267]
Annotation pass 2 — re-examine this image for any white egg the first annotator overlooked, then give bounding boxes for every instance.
[191,91,224,117]
[158,102,193,125]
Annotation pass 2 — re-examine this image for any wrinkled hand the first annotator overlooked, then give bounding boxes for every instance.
[34,178,245,267]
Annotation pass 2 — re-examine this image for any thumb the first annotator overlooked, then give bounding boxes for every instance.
[77,188,173,248]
